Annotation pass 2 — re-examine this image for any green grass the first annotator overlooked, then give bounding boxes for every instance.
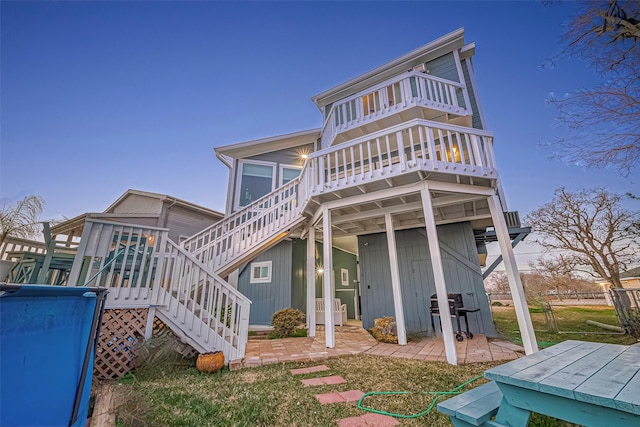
[492,304,638,346]
[108,305,638,426]
[114,356,501,427]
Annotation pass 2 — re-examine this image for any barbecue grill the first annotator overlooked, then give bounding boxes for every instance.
[429,293,479,341]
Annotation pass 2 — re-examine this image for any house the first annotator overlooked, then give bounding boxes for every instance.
[66,28,537,370]
[51,188,224,245]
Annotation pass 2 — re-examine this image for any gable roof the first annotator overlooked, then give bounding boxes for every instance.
[311,28,467,109]
[214,128,320,161]
[104,189,223,218]
[51,189,223,237]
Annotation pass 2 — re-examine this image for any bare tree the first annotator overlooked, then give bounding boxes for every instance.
[525,187,639,288]
[0,195,45,247]
[545,0,640,176]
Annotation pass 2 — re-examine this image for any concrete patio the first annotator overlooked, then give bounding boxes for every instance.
[231,324,523,370]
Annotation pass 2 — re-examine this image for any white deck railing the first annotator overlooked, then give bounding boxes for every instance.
[67,219,251,361]
[302,119,497,200]
[186,119,496,278]
[321,71,471,148]
[182,179,303,275]
[0,236,48,260]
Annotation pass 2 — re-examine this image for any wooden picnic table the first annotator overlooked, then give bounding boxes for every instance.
[484,340,640,427]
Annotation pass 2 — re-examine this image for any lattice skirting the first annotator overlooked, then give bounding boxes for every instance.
[94,309,198,380]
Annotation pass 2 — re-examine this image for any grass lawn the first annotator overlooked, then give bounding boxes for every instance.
[109,305,638,426]
[114,356,499,427]
[491,304,638,347]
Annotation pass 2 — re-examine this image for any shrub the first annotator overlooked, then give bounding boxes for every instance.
[271,308,305,337]
[369,316,398,343]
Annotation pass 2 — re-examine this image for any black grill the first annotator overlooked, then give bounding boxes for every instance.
[429,293,479,341]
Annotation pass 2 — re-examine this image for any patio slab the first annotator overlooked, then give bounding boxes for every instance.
[236,325,522,369]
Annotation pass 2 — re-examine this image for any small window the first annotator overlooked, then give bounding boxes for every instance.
[250,261,272,283]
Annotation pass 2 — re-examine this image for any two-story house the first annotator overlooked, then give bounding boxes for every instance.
[67,28,537,370]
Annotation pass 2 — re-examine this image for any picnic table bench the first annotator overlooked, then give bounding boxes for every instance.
[438,340,640,427]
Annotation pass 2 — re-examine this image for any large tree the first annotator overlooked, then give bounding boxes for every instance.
[0,195,45,246]
[525,187,639,288]
[546,0,640,176]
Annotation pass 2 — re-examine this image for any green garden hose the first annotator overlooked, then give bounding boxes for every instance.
[356,375,483,419]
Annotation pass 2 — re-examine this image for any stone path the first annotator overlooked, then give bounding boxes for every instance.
[290,363,398,426]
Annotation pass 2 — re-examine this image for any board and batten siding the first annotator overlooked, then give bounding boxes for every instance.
[358,223,497,337]
[237,240,293,325]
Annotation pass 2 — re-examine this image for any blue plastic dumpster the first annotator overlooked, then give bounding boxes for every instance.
[0,284,107,426]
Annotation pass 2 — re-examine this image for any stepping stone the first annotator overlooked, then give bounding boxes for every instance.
[301,375,347,387]
[337,413,399,426]
[290,364,330,375]
[315,390,364,405]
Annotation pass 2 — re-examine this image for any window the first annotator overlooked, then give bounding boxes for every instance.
[236,161,275,208]
[280,165,302,186]
[250,261,272,283]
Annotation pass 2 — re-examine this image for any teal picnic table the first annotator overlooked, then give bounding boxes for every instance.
[484,340,640,427]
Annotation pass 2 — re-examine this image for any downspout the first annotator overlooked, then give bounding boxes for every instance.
[215,150,235,216]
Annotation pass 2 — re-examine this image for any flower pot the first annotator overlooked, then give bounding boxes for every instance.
[196,351,224,373]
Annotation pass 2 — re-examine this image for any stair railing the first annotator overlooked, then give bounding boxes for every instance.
[183,178,302,273]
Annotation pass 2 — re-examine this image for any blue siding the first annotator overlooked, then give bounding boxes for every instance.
[238,240,292,325]
[461,59,483,130]
[358,223,497,337]
[426,52,459,83]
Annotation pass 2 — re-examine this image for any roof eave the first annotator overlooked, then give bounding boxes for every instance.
[215,128,320,159]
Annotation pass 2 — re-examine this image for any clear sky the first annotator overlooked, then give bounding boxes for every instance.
[1,1,637,262]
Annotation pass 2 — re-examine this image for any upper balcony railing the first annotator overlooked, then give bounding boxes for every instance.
[299,118,497,204]
[320,71,471,149]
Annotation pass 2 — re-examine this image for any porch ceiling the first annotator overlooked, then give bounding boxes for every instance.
[311,188,492,239]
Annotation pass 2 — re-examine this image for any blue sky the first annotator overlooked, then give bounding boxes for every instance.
[2,1,637,233]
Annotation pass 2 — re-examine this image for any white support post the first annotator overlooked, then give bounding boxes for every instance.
[306,226,316,337]
[144,307,156,340]
[420,187,457,365]
[487,195,539,355]
[322,205,335,348]
[384,213,407,345]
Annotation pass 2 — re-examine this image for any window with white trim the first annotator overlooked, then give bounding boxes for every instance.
[250,261,272,283]
[236,161,276,209]
[280,165,302,186]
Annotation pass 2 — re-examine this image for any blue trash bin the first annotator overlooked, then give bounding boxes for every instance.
[0,284,107,427]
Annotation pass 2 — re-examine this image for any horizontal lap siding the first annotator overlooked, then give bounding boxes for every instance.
[358,223,497,337]
[461,59,483,130]
[246,144,314,165]
[426,52,459,82]
[165,205,222,243]
[238,240,292,325]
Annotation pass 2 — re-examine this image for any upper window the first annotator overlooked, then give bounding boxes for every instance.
[250,261,272,283]
[236,161,275,208]
[280,165,301,186]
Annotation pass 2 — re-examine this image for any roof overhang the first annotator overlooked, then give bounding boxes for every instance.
[214,128,321,160]
[311,28,467,109]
